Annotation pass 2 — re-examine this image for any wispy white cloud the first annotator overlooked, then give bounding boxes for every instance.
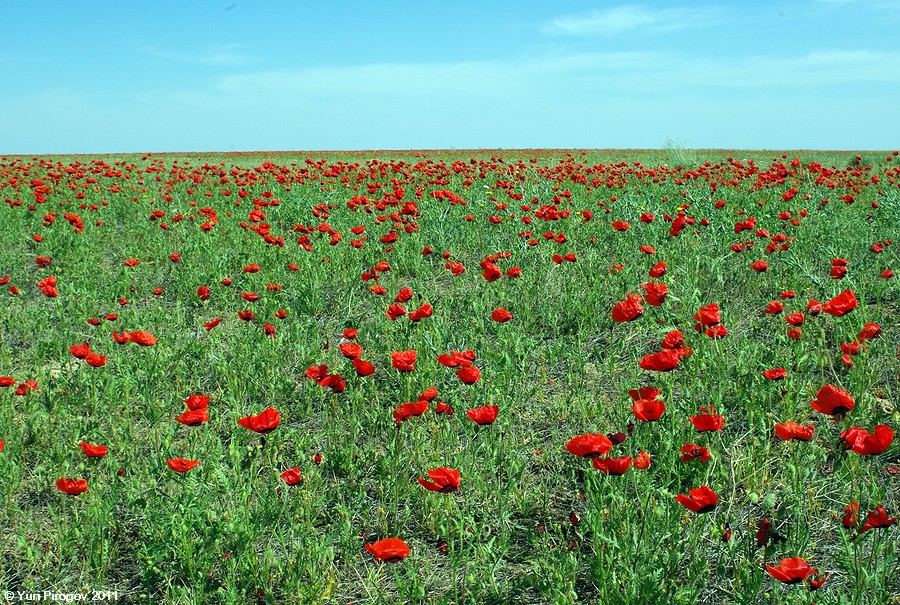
[543,5,720,36]
[197,48,900,106]
[5,47,898,152]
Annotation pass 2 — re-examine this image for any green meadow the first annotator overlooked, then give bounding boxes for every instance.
[0,149,897,604]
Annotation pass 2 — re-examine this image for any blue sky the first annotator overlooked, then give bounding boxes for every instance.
[2,1,899,153]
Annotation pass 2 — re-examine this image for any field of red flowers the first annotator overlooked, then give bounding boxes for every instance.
[0,149,897,604]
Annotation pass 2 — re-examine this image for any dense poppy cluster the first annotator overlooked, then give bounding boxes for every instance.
[0,150,896,598]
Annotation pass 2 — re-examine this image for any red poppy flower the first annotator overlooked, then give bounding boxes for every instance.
[765,557,814,584]
[593,456,632,474]
[15,379,38,396]
[437,349,476,368]
[56,478,88,495]
[810,384,855,416]
[611,294,644,322]
[639,350,682,372]
[385,303,407,320]
[365,537,410,562]
[203,317,222,331]
[36,256,52,268]
[857,323,882,341]
[680,443,711,463]
[774,421,815,441]
[883,269,895,279]
[841,341,860,356]
[506,267,521,278]
[660,330,686,350]
[830,266,848,279]
[243,263,261,273]
[466,405,499,425]
[78,442,108,457]
[648,262,667,277]
[481,261,503,282]
[241,292,259,302]
[785,312,804,326]
[85,353,106,367]
[393,400,428,425]
[842,501,860,529]
[318,373,345,392]
[750,259,768,272]
[675,485,718,513]
[342,328,358,340]
[808,571,829,590]
[445,261,465,276]
[419,387,438,401]
[306,364,329,382]
[167,458,200,473]
[352,358,376,376]
[197,286,211,301]
[690,406,724,431]
[787,327,802,340]
[859,505,897,534]
[170,252,180,262]
[112,330,130,344]
[238,407,281,433]
[0,377,14,388]
[639,245,656,254]
[280,468,302,486]
[408,303,433,321]
[237,309,254,321]
[391,350,416,372]
[70,343,91,358]
[611,220,629,232]
[491,308,513,323]
[628,386,661,401]
[608,431,627,445]
[418,468,461,493]
[822,290,857,317]
[704,325,728,339]
[128,331,157,346]
[38,275,58,297]
[565,434,613,458]
[640,282,668,307]
[840,425,894,456]
[339,342,363,359]
[456,366,481,384]
[762,368,787,381]
[87,318,102,326]
[631,398,666,422]
[694,304,721,327]
[806,299,822,315]
[434,401,454,415]
[634,450,651,469]
[175,409,209,426]
[764,300,783,315]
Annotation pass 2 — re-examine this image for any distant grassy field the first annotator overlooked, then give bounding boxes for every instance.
[0,149,897,604]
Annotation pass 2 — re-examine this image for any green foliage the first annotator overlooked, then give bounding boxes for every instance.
[0,149,897,604]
